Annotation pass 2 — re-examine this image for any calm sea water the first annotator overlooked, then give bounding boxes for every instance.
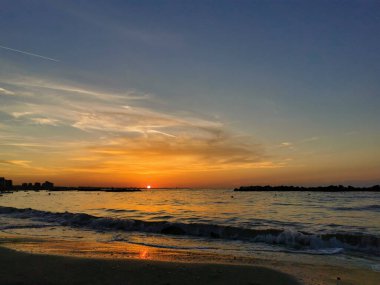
[0,189,379,268]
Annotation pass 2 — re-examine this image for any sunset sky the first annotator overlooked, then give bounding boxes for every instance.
[0,1,379,187]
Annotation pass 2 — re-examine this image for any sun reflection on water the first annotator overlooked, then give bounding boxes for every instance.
[139,249,150,259]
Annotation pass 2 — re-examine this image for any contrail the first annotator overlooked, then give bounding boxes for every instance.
[0,44,59,62]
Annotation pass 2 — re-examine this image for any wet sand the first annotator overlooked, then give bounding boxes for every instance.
[259,258,380,285]
[1,238,380,285]
[0,246,299,285]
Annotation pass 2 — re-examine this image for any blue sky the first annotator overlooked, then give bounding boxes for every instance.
[0,1,379,186]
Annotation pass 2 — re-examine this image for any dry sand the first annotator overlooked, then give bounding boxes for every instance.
[0,246,299,285]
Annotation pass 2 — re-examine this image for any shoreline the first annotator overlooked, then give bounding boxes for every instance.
[1,238,380,285]
[0,246,299,285]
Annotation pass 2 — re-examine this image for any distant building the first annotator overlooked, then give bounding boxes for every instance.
[5,179,12,190]
[0,177,5,191]
[42,181,54,189]
[34,182,41,189]
[0,177,13,191]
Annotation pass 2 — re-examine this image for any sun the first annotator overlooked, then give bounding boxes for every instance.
[147,185,151,189]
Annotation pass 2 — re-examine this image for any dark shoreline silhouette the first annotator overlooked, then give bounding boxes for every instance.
[1,176,142,192]
[234,185,380,192]
[51,187,141,192]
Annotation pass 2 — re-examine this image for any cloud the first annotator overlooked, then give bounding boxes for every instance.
[0,44,59,62]
[146,130,176,137]
[0,160,31,167]
[11,112,35,118]
[70,105,222,138]
[85,132,267,172]
[281,142,293,147]
[31,117,59,126]
[3,76,150,101]
[0,75,277,175]
[0,87,15,96]
[1,76,224,138]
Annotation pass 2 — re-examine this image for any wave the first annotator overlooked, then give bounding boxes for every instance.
[110,236,343,255]
[104,209,138,213]
[111,235,219,250]
[0,224,54,230]
[245,246,344,255]
[0,206,379,255]
[333,205,380,212]
[372,264,380,272]
[285,248,344,255]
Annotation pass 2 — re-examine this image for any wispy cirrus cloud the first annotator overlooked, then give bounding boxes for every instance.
[281,142,293,147]
[0,87,15,96]
[11,111,35,118]
[2,76,151,101]
[0,44,59,62]
[0,75,282,178]
[0,160,31,167]
[0,76,223,138]
[30,117,59,126]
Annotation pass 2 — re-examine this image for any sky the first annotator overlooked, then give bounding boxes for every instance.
[0,0,379,188]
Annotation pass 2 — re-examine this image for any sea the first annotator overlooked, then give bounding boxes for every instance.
[0,189,379,273]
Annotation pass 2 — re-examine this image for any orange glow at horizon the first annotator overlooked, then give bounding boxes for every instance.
[2,122,380,188]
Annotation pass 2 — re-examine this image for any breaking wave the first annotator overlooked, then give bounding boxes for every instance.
[0,206,379,255]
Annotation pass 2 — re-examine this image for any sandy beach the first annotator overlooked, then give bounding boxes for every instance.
[0,246,299,285]
[1,235,380,285]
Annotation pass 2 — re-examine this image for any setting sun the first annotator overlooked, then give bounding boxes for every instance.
[147,185,151,189]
